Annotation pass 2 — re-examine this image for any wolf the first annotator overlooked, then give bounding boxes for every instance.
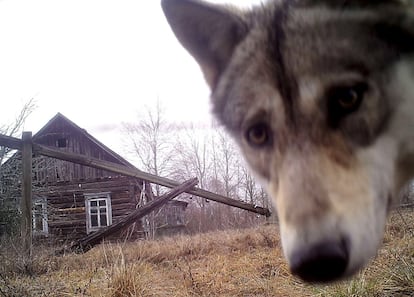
[161,0,414,283]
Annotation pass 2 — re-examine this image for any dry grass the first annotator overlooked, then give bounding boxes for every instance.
[0,210,413,297]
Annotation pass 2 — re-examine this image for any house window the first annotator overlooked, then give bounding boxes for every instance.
[85,192,112,234]
[33,198,48,235]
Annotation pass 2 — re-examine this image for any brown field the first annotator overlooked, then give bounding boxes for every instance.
[1,210,413,297]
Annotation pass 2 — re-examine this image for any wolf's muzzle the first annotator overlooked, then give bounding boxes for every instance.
[290,237,349,282]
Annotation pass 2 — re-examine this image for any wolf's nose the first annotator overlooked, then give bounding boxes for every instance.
[290,239,349,283]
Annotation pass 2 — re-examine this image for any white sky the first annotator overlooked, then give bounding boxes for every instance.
[0,0,262,157]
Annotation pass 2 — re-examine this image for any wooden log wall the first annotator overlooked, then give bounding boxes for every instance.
[69,178,198,253]
[39,176,142,241]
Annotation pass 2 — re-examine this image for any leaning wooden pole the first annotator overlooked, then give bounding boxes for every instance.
[0,134,22,150]
[0,134,271,216]
[21,131,33,257]
[68,178,198,253]
[33,143,271,216]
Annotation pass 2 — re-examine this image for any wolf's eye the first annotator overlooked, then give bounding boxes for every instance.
[329,83,367,113]
[336,88,362,110]
[327,83,367,127]
[246,123,271,147]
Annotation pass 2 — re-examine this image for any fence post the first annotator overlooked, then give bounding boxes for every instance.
[21,131,32,257]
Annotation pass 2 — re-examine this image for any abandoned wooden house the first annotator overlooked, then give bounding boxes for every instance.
[0,113,188,241]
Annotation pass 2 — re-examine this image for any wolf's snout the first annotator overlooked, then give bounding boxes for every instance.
[290,238,349,283]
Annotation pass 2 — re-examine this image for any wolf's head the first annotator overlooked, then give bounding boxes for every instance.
[162,0,414,282]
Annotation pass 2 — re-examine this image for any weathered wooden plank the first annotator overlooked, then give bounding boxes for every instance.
[49,219,86,227]
[46,199,85,207]
[50,228,86,237]
[54,207,86,214]
[37,178,135,199]
[47,194,134,216]
[111,204,136,212]
[44,191,124,202]
[45,185,131,193]
[111,198,135,205]
[67,178,198,253]
[34,143,271,217]
[21,132,33,257]
[0,134,22,150]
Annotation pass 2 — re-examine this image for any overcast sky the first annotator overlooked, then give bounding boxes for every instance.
[0,0,262,157]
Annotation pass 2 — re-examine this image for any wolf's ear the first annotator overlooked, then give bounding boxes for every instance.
[162,0,247,88]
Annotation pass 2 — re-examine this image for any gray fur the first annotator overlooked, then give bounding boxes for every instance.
[162,0,414,282]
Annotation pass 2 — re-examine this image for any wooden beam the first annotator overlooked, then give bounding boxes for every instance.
[67,178,198,253]
[21,132,32,257]
[0,134,22,150]
[33,143,271,217]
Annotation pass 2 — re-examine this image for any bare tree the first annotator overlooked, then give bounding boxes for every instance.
[0,98,37,236]
[171,125,211,188]
[122,106,269,234]
[0,98,37,165]
[170,125,213,232]
[170,124,270,233]
[122,100,178,238]
[122,100,175,196]
[211,128,241,198]
[208,127,271,230]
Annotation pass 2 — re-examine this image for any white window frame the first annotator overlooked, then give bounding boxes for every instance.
[33,198,48,235]
[85,192,112,234]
